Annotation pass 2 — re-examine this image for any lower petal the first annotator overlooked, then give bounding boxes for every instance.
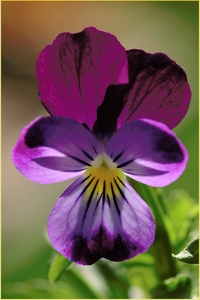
[48,175,155,265]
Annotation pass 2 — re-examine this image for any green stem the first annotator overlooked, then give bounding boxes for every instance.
[62,268,102,298]
[138,183,177,281]
[96,260,130,298]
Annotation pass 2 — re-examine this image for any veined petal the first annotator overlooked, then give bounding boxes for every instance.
[93,50,191,136]
[36,27,128,130]
[105,119,188,187]
[12,117,102,184]
[118,50,191,129]
[48,172,155,265]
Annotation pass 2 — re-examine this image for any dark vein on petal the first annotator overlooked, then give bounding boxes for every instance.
[79,174,92,184]
[62,169,86,172]
[69,155,91,166]
[126,71,158,122]
[113,178,126,200]
[81,149,94,161]
[110,182,120,216]
[95,193,102,212]
[82,179,99,223]
[78,176,95,199]
[93,146,98,154]
[103,181,106,202]
[113,150,125,163]
[99,226,103,247]
[117,159,134,168]
[107,194,110,206]
[67,175,94,220]
[116,176,126,186]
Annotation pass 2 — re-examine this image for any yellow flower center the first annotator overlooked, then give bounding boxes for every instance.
[84,152,125,199]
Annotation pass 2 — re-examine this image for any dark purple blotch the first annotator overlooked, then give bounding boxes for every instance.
[71,228,137,265]
[155,132,184,162]
[25,122,45,148]
[92,84,129,140]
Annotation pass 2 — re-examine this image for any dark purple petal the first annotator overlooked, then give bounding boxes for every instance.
[118,50,191,129]
[36,27,128,130]
[94,50,191,136]
[105,119,188,187]
[48,174,155,265]
[12,117,102,184]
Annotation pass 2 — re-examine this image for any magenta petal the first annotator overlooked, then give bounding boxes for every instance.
[105,119,188,187]
[48,175,155,265]
[118,50,191,129]
[12,117,102,184]
[36,27,128,130]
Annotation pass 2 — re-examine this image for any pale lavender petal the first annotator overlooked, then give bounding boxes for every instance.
[36,27,128,130]
[48,174,155,265]
[118,50,191,129]
[105,119,188,187]
[12,117,102,184]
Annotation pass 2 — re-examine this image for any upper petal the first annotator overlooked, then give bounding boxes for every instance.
[105,119,188,187]
[118,50,191,129]
[48,174,155,265]
[36,27,128,130]
[12,116,102,184]
[93,49,191,137]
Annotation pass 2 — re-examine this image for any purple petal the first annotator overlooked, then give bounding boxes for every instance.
[105,119,188,187]
[118,50,191,129]
[36,27,128,130]
[48,174,155,265]
[12,117,102,184]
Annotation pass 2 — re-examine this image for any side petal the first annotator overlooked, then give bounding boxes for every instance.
[12,117,102,184]
[118,50,191,129]
[48,175,155,265]
[36,27,128,130]
[105,119,188,187]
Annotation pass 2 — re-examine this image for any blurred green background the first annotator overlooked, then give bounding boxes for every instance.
[2,1,198,298]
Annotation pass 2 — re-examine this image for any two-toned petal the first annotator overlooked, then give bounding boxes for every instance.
[36,27,128,130]
[48,174,155,265]
[105,119,188,187]
[93,49,191,138]
[12,117,102,183]
[119,50,191,129]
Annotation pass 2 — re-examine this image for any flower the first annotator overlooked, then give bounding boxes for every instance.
[12,27,191,265]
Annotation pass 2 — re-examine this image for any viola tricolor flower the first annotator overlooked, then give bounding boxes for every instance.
[12,27,191,265]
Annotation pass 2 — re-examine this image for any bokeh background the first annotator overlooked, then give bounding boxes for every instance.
[2,1,198,298]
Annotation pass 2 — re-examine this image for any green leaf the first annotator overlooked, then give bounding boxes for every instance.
[165,189,198,250]
[48,252,72,283]
[150,275,192,299]
[121,252,154,268]
[172,235,199,264]
[2,279,80,298]
[48,253,103,298]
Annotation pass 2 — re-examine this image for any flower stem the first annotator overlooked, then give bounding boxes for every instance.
[62,268,102,298]
[96,260,130,298]
[137,182,177,281]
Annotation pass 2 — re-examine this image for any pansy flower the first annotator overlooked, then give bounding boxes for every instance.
[12,27,191,265]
